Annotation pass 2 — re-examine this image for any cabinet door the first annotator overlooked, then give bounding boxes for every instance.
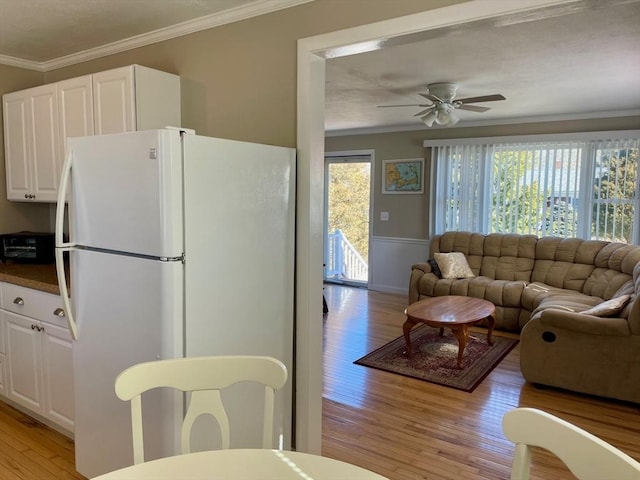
[0,310,4,397]
[4,312,43,413]
[93,66,135,134]
[41,322,74,431]
[2,91,31,200]
[29,84,61,202]
[0,354,6,398]
[58,75,94,161]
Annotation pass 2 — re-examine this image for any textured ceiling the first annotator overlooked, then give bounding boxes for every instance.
[0,0,260,61]
[325,0,640,133]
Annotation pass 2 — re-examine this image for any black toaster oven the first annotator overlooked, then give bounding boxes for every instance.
[0,231,55,264]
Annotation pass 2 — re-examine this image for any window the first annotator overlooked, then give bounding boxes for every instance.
[427,131,640,244]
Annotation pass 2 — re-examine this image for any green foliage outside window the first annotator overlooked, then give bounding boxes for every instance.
[327,162,370,260]
[591,148,638,243]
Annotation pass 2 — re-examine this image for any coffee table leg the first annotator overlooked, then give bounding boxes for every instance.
[451,326,469,369]
[486,313,495,346]
[402,318,418,357]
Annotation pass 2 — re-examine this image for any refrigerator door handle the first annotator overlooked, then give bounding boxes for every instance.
[56,148,74,249]
[56,148,78,340]
[56,247,78,340]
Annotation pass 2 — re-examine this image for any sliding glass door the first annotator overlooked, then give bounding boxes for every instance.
[324,153,371,286]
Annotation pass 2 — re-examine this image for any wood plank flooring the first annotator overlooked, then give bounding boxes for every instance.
[0,401,82,480]
[321,284,640,480]
[1,284,638,479]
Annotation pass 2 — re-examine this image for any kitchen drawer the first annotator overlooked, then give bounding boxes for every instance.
[0,283,67,329]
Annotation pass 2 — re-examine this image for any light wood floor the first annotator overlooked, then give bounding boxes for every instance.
[0,401,81,480]
[321,284,640,480]
[1,285,639,479]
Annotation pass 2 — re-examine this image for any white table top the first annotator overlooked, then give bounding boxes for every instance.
[91,449,389,480]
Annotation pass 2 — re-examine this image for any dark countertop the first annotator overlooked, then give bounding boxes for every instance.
[0,263,65,295]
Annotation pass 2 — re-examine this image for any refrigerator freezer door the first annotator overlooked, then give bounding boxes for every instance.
[182,135,295,450]
[71,249,183,478]
[67,129,183,258]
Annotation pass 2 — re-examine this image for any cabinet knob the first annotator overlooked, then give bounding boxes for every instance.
[54,308,66,317]
[13,297,24,305]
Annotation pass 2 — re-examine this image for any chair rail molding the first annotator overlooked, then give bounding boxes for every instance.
[370,236,429,295]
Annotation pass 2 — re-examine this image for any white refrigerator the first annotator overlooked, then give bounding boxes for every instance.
[54,128,296,478]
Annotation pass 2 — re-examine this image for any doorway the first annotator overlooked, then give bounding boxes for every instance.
[296,0,564,453]
[324,152,372,287]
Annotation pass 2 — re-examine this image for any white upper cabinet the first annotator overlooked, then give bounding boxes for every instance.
[92,67,135,134]
[58,75,95,161]
[93,65,181,135]
[2,65,181,202]
[3,84,61,202]
[2,91,30,200]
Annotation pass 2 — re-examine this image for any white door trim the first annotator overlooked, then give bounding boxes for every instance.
[295,0,580,453]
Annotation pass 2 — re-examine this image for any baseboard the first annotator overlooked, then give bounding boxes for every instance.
[368,284,408,296]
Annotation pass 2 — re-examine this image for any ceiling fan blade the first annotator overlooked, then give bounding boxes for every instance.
[420,93,441,103]
[456,94,505,104]
[458,104,491,113]
[377,103,430,108]
[414,107,435,117]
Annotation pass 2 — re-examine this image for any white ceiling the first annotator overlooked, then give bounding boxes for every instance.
[325,0,640,134]
[0,0,262,62]
[1,0,639,134]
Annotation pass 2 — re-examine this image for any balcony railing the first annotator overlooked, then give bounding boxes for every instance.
[326,229,368,283]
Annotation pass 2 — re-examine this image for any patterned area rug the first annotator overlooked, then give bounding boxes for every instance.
[354,325,518,392]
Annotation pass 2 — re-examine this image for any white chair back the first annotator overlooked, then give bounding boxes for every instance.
[502,407,640,480]
[115,355,288,464]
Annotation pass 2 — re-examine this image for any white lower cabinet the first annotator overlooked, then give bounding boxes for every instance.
[0,283,74,433]
[0,311,5,397]
[0,353,5,398]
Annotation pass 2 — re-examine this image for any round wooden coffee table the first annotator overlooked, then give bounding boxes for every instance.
[403,296,496,368]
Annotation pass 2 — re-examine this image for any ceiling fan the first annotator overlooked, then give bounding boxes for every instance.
[378,82,505,127]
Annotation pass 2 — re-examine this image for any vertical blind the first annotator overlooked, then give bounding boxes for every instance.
[431,134,639,244]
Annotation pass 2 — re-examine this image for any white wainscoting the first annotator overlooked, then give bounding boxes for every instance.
[369,236,429,295]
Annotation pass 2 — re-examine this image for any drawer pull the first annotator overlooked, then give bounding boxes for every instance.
[54,308,66,317]
[13,297,25,305]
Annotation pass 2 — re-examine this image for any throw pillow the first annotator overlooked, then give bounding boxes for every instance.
[613,280,634,298]
[434,252,475,279]
[427,258,442,278]
[581,294,631,317]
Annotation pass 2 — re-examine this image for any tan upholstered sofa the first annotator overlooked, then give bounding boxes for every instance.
[408,231,640,403]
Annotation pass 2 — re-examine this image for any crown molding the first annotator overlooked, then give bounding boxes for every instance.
[0,54,43,71]
[325,110,640,137]
[1,0,313,73]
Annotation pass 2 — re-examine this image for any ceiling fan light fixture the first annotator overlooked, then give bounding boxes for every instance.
[422,111,436,127]
[434,104,453,125]
[446,111,460,126]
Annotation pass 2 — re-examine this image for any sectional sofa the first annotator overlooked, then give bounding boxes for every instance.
[408,231,640,403]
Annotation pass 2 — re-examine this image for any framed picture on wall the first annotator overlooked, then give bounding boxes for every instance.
[382,158,424,194]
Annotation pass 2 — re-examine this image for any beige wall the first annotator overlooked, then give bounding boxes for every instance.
[0,65,51,234]
[326,115,640,240]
